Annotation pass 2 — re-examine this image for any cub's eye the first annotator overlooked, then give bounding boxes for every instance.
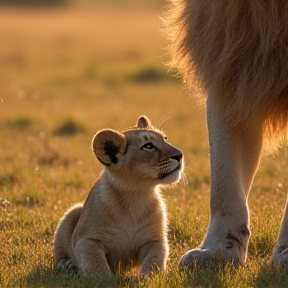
[141,142,156,151]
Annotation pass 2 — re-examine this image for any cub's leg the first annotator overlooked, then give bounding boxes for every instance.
[73,238,113,279]
[53,204,83,272]
[138,241,168,276]
[180,97,263,268]
[272,199,288,265]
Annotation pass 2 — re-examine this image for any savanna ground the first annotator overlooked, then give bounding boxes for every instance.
[1,2,288,288]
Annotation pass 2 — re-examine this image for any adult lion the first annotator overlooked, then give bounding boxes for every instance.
[167,0,288,267]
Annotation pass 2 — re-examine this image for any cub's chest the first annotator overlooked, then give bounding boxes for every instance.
[103,212,162,271]
[84,187,165,251]
[96,203,163,246]
[102,208,158,240]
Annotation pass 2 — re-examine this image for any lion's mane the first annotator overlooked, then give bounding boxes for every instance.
[166,0,288,140]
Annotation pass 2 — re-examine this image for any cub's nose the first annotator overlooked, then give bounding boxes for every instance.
[171,152,183,163]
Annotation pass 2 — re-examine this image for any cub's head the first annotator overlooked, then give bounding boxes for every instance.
[92,116,184,187]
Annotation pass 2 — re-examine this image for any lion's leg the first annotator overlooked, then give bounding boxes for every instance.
[272,200,288,265]
[74,238,113,279]
[138,241,168,276]
[180,97,263,268]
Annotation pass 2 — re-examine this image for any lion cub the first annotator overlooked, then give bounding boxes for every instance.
[53,116,184,279]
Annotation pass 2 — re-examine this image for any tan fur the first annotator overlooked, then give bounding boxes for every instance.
[53,116,184,278]
[166,0,288,140]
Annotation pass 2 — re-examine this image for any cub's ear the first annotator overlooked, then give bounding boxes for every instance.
[92,129,127,166]
[137,115,151,128]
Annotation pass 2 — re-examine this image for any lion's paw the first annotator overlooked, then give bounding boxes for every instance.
[272,245,288,266]
[179,249,239,270]
[56,258,79,274]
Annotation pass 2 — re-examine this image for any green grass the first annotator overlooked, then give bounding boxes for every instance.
[1,6,288,288]
[126,65,176,83]
[53,118,86,136]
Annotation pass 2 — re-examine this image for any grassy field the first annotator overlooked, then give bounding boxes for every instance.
[1,6,288,288]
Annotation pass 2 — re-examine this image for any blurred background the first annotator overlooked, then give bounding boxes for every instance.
[0,0,211,226]
[0,0,208,178]
[0,0,166,9]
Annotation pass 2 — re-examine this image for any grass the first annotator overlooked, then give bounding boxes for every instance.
[1,5,288,288]
[53,118,85,136]
[6,117,32,129]
[126,65,176,83]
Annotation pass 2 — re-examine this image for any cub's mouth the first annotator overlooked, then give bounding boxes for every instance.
[159,163,182,179]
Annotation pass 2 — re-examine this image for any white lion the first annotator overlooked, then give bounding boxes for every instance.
[167,0,288,267]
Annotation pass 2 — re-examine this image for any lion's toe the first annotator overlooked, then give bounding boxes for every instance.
[272,246,288,266]
[179,249,239,270]
[56,258,78,274]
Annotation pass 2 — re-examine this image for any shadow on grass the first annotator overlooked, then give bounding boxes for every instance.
[14,263,288,288]
[254,263,288,288]
[25,268,141,288]
[179,261,239,288]
[25,268,111,288]
[180,261,288,288]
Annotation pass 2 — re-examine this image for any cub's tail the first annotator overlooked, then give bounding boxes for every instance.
[53,203,83,270]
